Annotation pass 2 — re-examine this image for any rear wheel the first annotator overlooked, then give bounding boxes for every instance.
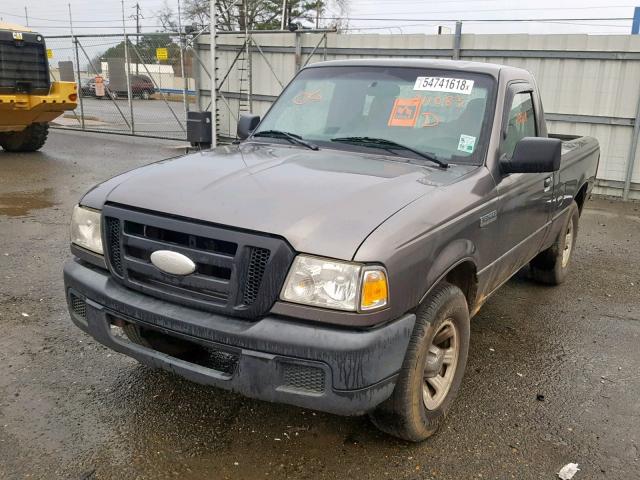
[530,200,580,285]
[369,282,470,442]
[0,123,49,152]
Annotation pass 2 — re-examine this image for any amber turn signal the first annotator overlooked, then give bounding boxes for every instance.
[360,269,388,311]
[68,93,78,102]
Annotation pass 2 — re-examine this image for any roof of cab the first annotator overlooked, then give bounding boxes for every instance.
[304,58,529,79]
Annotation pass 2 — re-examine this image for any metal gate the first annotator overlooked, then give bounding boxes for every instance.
[46,32,192,141]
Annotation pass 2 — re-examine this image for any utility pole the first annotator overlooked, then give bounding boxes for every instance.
[24,7,29,27]
[130,2,143,74]
[210,0,217,148]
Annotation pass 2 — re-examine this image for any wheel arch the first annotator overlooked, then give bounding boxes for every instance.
[417,239,479,313]
[574,181,589,215]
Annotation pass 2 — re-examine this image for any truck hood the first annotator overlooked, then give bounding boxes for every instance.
[86,143,475,260]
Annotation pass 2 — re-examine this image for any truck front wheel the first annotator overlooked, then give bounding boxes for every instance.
[530,200,580,285]
[369,282,470,441]
[0,123,49,152]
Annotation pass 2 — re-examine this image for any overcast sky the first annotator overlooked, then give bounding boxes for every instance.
[0,0,638,36]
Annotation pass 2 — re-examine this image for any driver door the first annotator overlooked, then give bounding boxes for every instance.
[491,84,554,287]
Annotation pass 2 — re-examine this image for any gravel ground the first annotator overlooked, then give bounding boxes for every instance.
[0,129,639,480]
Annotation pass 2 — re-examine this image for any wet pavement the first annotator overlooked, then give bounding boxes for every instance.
[1,130,639,479]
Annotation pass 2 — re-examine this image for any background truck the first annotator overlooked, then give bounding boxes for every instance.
[64,59,599,441]
[0,22,77,152]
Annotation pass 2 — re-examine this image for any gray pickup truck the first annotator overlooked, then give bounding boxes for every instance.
[64,59,599,441]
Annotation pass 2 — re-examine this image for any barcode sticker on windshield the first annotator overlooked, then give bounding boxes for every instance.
[414,77,474,95]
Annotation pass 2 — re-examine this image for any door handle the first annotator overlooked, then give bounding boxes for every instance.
[544,176,552,192]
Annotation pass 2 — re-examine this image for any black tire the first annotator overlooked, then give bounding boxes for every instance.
[0,123,49,152]
[530,200,580,285]
[123,324,192,358]
[369,282,470,442]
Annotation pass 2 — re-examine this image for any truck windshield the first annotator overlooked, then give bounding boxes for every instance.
[253,66,495,165]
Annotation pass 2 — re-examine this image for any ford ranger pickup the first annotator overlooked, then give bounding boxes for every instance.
[64,59,599,441]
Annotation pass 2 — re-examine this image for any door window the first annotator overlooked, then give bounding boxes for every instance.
[503,91,536,158]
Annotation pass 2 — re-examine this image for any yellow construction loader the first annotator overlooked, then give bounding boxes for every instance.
[0,22,77,152]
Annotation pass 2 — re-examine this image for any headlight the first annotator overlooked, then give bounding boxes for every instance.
[70,205,103,254]
[281,255,388,312]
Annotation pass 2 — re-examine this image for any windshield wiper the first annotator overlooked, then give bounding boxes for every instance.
[331,136,448,168]
[252,130,319,151]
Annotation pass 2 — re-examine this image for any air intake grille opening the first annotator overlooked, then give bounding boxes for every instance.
[282,364,326,394]
[70,294,87,320]
[243,247,270,306]
[105,217,123,276]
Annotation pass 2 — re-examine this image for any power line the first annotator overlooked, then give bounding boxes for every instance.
[320,16,634,22]
[342,4,640,15]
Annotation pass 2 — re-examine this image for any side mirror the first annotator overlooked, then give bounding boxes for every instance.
[237,113,260,140]
[500,137,561,174]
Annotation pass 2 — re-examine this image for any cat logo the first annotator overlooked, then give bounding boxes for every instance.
[12,32,24,41]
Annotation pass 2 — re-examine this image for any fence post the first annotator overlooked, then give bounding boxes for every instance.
[73,36,85,130]
[623,92,640,199]
[294,31,302,72]
[193,40,201,112]
[210,0,217,148]
[179,32,189,117]
[453,21,462,60]
[123,34,135,134]
[323,32,328,61]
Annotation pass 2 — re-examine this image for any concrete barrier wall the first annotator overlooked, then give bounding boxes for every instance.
[196,31,640,199]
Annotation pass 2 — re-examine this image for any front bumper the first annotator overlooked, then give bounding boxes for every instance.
[63,259,415,416]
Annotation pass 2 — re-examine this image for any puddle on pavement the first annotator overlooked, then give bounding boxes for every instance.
[0,188,55,217]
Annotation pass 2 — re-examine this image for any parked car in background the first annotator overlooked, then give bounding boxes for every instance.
[108,75,155,100]
[79,78,94,96]
[79,75,154,100]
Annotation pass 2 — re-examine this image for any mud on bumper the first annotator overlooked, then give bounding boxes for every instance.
[63,259,415,416]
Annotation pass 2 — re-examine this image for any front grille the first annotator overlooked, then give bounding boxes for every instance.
[102,204,295,319]
[70,293,87,320]
[0,33,50,94]
[282,364,326,394]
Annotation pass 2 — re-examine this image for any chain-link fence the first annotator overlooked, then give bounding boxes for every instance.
[46,32,193,140]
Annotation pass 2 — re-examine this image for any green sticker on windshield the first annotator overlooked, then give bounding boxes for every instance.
[458,134,476,154]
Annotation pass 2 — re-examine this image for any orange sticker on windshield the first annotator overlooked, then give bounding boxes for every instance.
[516,111,528,125]
[292,89,323,105]
[421,112,440,128]
[388,97,423,127]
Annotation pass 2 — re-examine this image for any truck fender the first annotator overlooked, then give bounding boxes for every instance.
[417,239,479,307]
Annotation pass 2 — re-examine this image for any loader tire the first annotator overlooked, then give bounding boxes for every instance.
[0,123,49,152]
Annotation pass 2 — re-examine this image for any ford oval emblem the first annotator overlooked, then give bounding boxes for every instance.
[150,250,196,276]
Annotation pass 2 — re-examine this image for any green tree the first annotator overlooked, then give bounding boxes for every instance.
[158,0,348,32]
[99,34,180,64]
